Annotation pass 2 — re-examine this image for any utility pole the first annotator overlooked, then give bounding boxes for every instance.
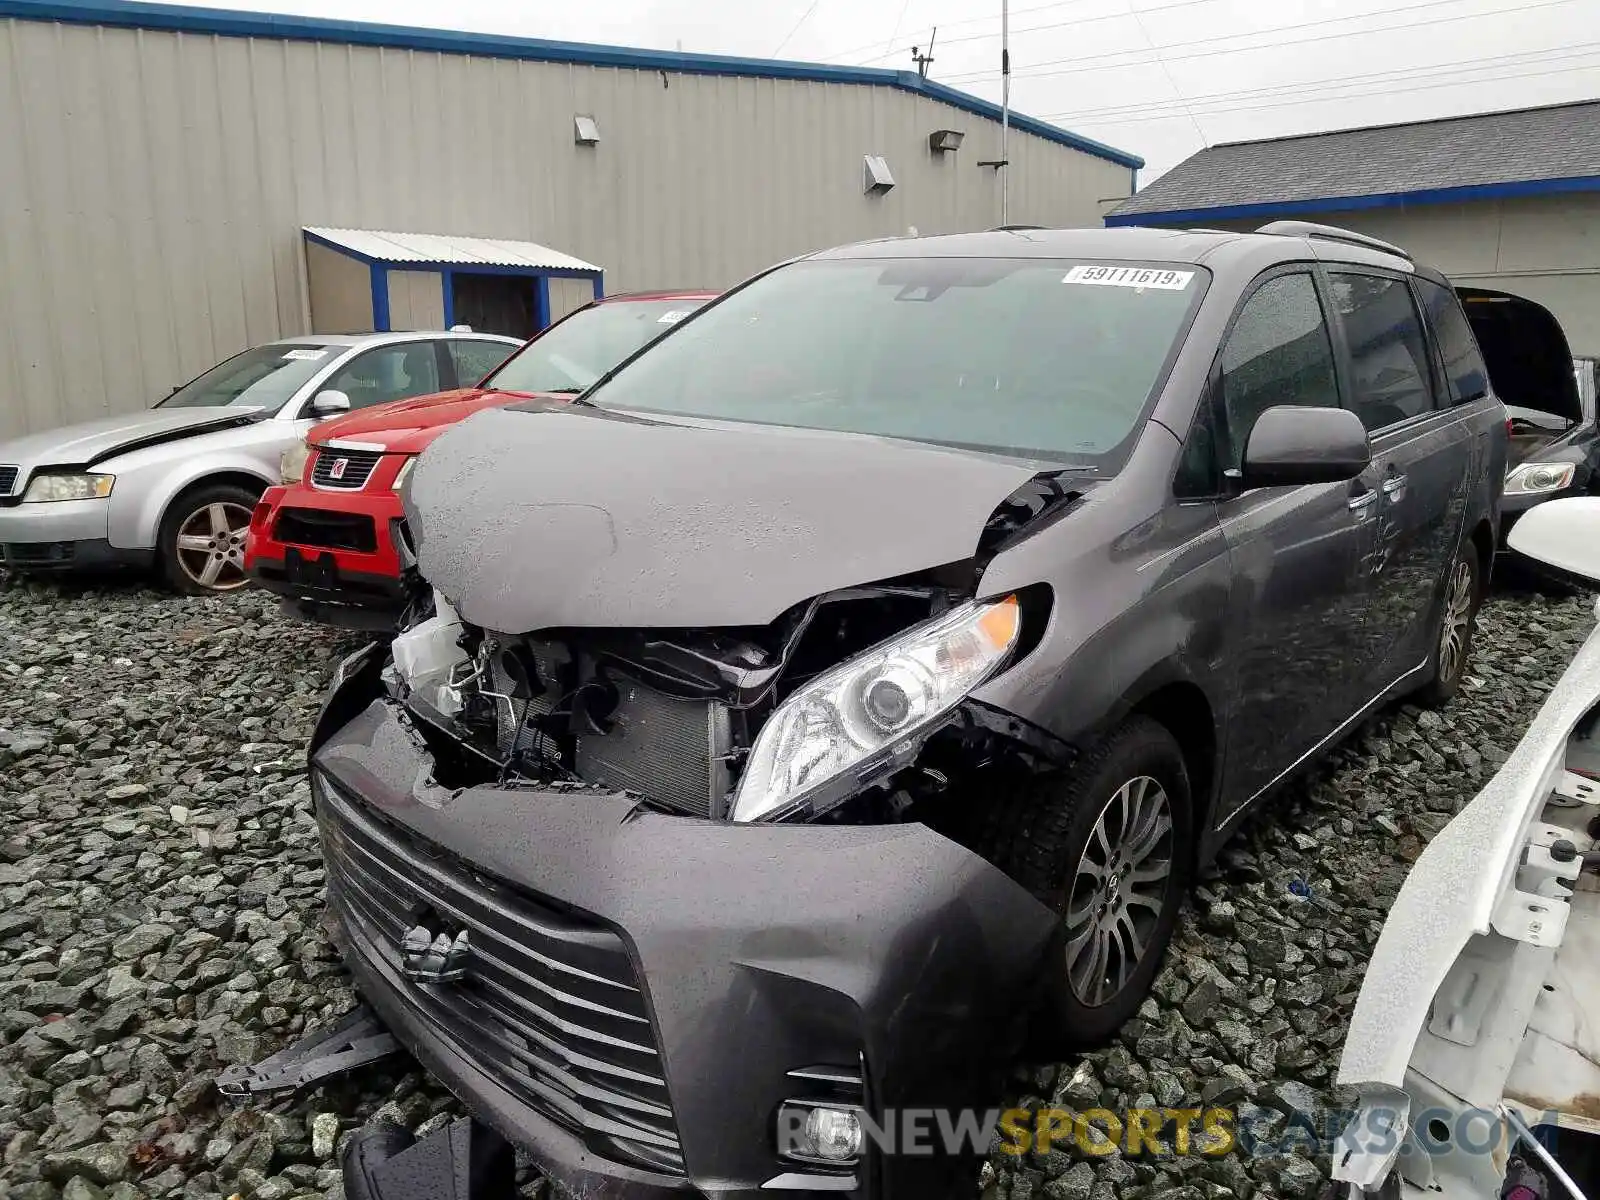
[910,26,936,79]
[1000,0,1011,224]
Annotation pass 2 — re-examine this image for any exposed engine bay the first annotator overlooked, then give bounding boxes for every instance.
[382,574,1067,828]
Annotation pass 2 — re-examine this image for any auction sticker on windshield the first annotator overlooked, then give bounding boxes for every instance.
[1063,265,1195,291]
[281,348,330,360]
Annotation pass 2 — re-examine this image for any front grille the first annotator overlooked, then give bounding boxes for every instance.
[311,449,384,490]
[0,466,18,496]
[318,777,684,1175]
[273,509,378,553]
[1,542,75,564]
[488,641,730,818]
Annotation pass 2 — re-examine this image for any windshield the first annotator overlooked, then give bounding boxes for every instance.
[156,344,337,411]
[583,259,1206,462]
[484,299,707,394]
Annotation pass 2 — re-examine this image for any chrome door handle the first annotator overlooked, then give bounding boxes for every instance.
[1348,491,1378,514]
[1381,475,1408,496]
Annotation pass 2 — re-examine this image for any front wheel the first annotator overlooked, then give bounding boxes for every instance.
[1415,544,1482,707]
[980,715,1193,1047]
[158,483,260,595]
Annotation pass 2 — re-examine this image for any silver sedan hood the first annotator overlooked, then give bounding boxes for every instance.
[403,403,1043,633]
[0,407,267,476]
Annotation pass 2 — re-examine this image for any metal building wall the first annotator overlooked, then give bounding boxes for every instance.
[0,16,1135,437]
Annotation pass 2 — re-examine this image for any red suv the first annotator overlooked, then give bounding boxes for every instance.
[245,291,715,628]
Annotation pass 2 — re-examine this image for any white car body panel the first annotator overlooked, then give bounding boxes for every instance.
[1335,498,1600,1200]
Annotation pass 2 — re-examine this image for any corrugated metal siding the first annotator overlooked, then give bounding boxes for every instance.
[306,238,374,332]
[386,270,445,331]
[0,17,1132,437]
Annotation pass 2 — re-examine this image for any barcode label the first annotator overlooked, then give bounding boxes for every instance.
[1063,265,1195,291]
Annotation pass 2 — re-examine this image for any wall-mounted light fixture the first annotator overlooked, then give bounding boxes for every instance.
[574,114,601,146]
[929,129,965,154]
[863,155,895,194]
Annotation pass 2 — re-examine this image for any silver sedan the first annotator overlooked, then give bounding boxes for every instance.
[0,330,518,592]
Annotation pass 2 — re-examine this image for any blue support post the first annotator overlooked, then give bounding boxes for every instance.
[592,274,604,300]
[369,264,391,332]
[441,270,455,329]
[534,276,551,331]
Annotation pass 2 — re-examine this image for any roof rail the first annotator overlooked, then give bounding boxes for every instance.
[990,224,1048,231]
[1256,220,1412,261]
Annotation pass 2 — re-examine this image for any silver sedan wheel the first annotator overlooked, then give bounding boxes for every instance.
[1065,775,1174,1007]
[174,501,252,591]
[1438,559,1474,683]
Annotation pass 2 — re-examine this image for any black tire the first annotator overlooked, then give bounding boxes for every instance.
[978,715,1193,1048]
[157,482,261,595]
[1415,542,1482,707]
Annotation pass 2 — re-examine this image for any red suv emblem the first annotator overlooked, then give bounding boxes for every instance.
[329,458,348,480]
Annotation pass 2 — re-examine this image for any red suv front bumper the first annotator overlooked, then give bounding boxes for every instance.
[245,455,413,629]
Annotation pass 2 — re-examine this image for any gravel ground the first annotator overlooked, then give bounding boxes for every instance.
[0,575,1594,1200]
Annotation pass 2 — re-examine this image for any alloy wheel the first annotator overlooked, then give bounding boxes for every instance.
[174,501,253,591]
[1064,775,1175,1006]
[1438,559,1474,684]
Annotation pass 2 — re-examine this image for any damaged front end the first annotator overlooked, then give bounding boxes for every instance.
[306,449,1093,1198]
[384,573,1066,828]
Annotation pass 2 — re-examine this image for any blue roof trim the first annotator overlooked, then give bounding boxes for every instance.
[1105,173,1600,226]
[0,0,1143,168]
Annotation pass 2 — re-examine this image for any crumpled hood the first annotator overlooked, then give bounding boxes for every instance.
[309,388,571,454]
[404,404,1043,632]
[0,406,266,471]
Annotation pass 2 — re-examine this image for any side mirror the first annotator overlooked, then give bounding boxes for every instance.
[309,389,351,417]
[1237,405,1369,489]
[1506,496,1600,585]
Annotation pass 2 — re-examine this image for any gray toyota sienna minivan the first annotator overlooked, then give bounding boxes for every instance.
[310,223,1543,1200]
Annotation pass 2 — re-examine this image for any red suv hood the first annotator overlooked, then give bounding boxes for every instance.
[307,388,559,454]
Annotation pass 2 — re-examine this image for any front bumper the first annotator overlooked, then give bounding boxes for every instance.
[310,666,1059,1199]
[0,497,149,570]
[246,485,410,624]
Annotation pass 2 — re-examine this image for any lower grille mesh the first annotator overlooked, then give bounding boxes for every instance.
[317,777,684,1175]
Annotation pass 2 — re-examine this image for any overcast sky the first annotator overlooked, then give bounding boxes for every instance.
[168,0,1599,180]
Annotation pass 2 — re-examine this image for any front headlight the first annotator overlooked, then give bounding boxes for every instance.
[280,441,312,485]
[392,456,415,493]
[22,473,114,502]
[731,596,1022,823]
[1505,461,1576,496]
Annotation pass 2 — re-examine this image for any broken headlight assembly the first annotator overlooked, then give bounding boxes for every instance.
[731,595,1022,823]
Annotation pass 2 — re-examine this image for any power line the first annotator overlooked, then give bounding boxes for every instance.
[845,0,1225,62]
[1056,56,1600,125]
[772,0,825,57]
[1122,0,1207,146]
[1031,40,1600,123]
[937,0,1578,83]
[818,0,1113,62]
[881,0,915,62]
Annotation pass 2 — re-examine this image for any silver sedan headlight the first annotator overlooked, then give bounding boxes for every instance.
[22,473,114,503]
[731,596,1022,823]
[280,441,312,485]
[1505,461,1576,496]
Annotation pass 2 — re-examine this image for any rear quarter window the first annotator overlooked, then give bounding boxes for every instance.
[1414,279,1489,405]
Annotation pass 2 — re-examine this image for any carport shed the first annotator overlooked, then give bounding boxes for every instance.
[301,229,605,340]
[1105,100,1600,352]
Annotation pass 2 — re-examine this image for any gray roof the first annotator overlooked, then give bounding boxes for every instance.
[1108,99,1600,221]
